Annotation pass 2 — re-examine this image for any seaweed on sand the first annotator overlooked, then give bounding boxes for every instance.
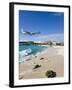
[45,70,56,78]
[33,64,41,69]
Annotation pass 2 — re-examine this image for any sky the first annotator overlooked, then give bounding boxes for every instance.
[19,10,64,42]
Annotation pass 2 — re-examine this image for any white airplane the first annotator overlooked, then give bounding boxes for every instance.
[21,28,41,35]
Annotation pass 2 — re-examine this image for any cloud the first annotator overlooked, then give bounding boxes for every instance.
[52,12,63,16]
[36,33,64,42]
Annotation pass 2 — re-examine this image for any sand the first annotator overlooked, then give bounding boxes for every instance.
[19,46,64,79]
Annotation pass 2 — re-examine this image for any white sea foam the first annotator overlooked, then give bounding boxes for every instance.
[19,48,32,57]
[19,48,32,62]
[19,54,33,62]
[19,47,48,62]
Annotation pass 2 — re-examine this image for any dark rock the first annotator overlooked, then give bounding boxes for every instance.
[33,64,41,69]
[26,59,31,61]
[45,70,56,78]
[40,58,44,60]
[19,76,23,79]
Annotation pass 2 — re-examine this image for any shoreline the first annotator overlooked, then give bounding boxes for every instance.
[19,45,48,63]
[19,46,64,79]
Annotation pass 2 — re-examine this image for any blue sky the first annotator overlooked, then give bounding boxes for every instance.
[19,10,64,42]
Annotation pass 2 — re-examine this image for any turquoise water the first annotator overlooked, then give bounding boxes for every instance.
[19,43,48,62]
[19,43,47,54]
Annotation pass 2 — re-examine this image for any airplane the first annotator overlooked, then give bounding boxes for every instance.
[21,28,41,35]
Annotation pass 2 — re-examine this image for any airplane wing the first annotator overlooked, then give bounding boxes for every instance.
[31,32,41,35]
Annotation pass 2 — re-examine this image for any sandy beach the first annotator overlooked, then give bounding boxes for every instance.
[19,46,64,79]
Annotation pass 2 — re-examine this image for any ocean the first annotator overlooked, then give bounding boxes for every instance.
[19,43,47,62]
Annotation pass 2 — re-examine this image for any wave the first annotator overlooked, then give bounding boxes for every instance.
[34,48,48,56]
[19,54,34,62]
[19,48,33,62]
[19,48,32,57]
[19,47,48,62]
